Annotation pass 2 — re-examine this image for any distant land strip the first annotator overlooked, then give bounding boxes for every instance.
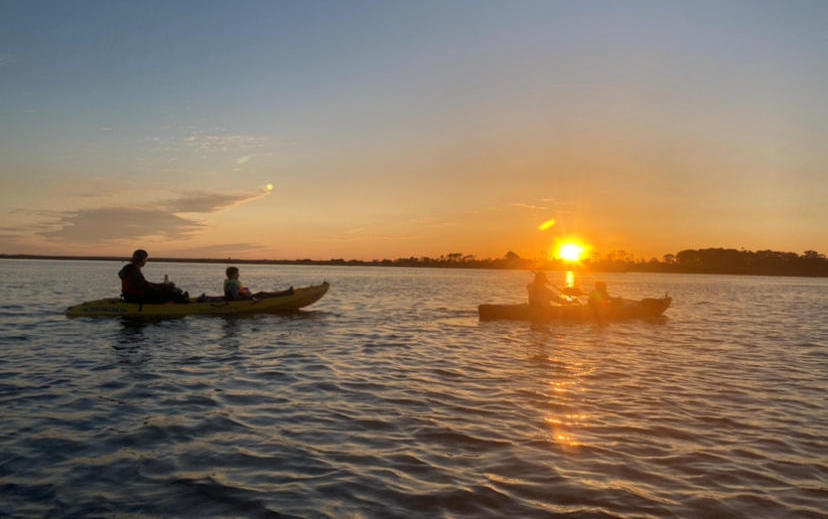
[2,248,827,277]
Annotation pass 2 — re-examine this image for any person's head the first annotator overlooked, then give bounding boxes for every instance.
[226,266,239,280]
[595,281,607,293]
[131,249,148,266]
[533,271,548,284]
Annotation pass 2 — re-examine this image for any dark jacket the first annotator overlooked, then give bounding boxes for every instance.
[118,263,162,302]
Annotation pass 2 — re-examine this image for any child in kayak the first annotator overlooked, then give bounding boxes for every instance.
[224,266,252,300]
[222,266,294,301]
[588,281,623,324]
[588,281,620,306]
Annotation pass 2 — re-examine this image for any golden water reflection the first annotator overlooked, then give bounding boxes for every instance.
[565,270,575,289]
[542,354,593,449]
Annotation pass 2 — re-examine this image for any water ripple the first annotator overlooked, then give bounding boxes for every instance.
[0,262,826,517]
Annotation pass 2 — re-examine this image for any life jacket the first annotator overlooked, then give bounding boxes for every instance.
[224,278,249,300]
[118,263,146,300]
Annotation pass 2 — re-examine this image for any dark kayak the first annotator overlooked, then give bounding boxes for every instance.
[478,296,672,322]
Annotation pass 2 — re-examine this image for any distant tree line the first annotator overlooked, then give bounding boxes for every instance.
[2,248,826,276]
[620,248,828,277]
[338,248,828,277]
[324,248,828,276]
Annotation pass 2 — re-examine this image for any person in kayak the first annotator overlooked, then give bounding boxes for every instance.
[224,266,253,300]
[588,281,621,324]
[527,271,565,309]
[223,266,294,301]
[588,281,618,307]
[118,249,189,304]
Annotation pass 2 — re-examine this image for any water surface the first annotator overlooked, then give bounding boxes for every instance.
[1,260,826,517]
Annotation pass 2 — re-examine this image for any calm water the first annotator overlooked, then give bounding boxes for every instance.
[1,259,826,518]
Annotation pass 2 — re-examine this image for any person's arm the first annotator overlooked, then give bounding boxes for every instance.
[128,266,166,290]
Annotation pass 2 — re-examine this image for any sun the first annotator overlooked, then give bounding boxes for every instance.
[557,242,585,262]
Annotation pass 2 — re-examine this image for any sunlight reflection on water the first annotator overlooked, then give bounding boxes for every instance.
[0,260,826,518]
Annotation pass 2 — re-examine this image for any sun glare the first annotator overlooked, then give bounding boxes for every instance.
[266,183,274,191]
[557,242,585,262]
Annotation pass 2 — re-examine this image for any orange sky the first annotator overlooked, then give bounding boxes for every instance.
[1,3,826,261]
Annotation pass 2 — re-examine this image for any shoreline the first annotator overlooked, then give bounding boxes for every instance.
[2,253,826,278]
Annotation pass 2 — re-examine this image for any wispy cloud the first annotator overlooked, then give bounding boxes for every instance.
[512,202,548,210]
[5,186,273,245]
[0,221,59,234]
[540,198,577,214]
[182,134,268,153]
[514,198,579,215]
[142,128,271,163]
[41,207,204,242]
[8,208,64,219]
[162,187,271,213]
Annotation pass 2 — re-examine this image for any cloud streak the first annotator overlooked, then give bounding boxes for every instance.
[181,134,268,154]
[162,188,271,213]
[142,128,272,164]
[41,207,204,243]
[512,202,548,211]
[513,198,579,216]
[10,186,273,244]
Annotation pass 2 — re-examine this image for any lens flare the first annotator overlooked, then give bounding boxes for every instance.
[537,219,556,231]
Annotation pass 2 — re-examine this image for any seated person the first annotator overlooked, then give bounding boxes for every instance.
[224,266,252,300]
[223,266,293,301]
[527,272,565,308]
[588,280,621,323]
[588,281,618,307]
[118,249,189,304]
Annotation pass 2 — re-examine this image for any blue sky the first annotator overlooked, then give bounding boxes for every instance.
[1,1,826,259]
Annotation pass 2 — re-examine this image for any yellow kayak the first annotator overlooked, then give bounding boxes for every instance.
[66,282,329,317]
